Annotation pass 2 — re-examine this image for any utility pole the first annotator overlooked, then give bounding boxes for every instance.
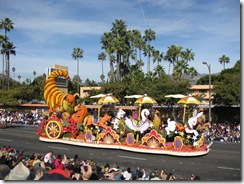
[202,62,211,122]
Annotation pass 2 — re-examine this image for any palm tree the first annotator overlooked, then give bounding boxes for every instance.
[17,75,21,82]
[0,18,14,36]
[0,35,8,89]
[135,59,144,71]
[33,71,36,81]
[153,65,165,78]
[101,32,115,82]
[3,41,16,90]
[0,18,14,89]
[143,29,156,73]
[25,78,30,85]
[219,55,230,70]
[72,48,83,92]
[152,49,163,66]
[98,52,106,82]
[181,48,195,63]
[110,19,128,81]
[164,45,183,75]
[172,60,189,81]
[12,67,15,80]
[188,67,198,84]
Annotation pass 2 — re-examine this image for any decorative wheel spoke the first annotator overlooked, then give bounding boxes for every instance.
[45,120,63,139]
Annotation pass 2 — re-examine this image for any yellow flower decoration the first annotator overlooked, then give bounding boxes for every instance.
[187,135,191,139]
[179,131,184,137]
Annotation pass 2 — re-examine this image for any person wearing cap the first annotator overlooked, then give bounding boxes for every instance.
[33,161,46,180]
[43,151,55,168]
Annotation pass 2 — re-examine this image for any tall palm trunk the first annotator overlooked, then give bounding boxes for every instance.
[5,54,7,90]
[168,62,171,75]
[102,60,104,76]
[147,40,150,73]
[2,53,4,89]
[6,52,10,90]
[109,55,115,82]
[77,59,79,92]
[116,53,121,81]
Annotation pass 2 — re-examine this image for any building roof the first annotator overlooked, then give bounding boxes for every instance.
[190,85,213,90]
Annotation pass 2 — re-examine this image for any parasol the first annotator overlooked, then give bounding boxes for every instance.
[134,94,157,120]
[98,94,119,105]
[97,94,119,118]
[90,94,106,98]
[177,95,201,122]
[164,94,187,98]
[124,95,143,99]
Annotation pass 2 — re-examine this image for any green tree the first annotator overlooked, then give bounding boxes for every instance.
[17,75,21,82]
[213,73,240,106]
[219,54,230,70]
[164,45,183,74]
[110,19,128,81]
[72,47,84,92]
[153,64,165,78]
[98,52,106,83]
[69,75,82,94]
[135,59,144,71]
[3,41,16,90]
[181,48,195,63]
[12,67,15,80]
[33,71,36,78]
[143,29,156,73]
[0,34,8,89]
[188,67,198,84]
[101,32,115,82]
[0,18,14,36]
[0,18,14,90]
[152,49,163,66]
[130,29,145,63]
[172,60,189,81]
[197,60,240,106]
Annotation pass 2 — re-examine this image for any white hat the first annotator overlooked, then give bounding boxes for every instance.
[4,162,30,180]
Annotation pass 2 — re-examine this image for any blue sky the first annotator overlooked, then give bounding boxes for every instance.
[0,0,241,82]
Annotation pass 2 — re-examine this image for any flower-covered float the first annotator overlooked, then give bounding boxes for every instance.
[37,70,212,156]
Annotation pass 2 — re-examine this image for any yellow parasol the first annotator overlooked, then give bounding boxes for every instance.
[164,94,187,98]
[97,93,119,118]
[98,94,119,105]
[177,95,201,122]
[134,94,157,120]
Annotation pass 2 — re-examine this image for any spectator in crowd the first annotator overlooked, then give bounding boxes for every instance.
[122,167,132,180]
[44,151,56,168]
[0,164,10,179]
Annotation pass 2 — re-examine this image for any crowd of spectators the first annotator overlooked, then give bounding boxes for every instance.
[0,146,201,180]
[0,110,44,127]
[205,122,240,143]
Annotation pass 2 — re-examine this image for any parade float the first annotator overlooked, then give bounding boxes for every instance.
[37,70,212,156]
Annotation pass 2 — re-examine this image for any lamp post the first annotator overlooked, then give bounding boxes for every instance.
[202,62,211,122]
